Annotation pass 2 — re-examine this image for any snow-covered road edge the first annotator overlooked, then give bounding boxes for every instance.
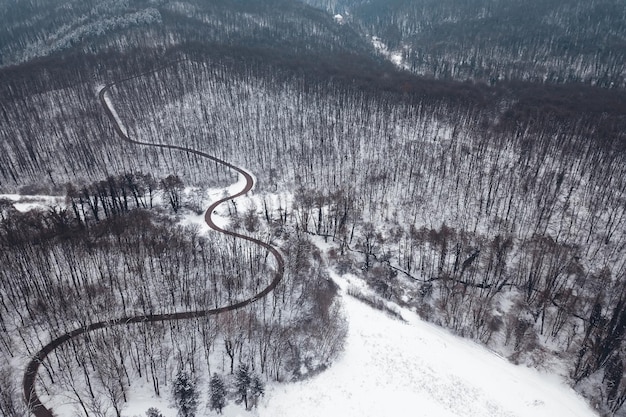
[98,85,129,136]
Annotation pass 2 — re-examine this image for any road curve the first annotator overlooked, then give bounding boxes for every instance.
[23,69,285,417]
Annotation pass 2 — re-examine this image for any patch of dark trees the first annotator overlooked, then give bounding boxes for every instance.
[0,172,179,246]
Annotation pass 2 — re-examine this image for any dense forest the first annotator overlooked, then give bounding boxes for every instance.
[2,0,626,416]
[302,0,626,88]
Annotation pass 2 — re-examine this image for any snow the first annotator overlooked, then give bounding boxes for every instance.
[115,379,255,417]
[0,193,65,212]
[98,380,177,417]
[179,175,293,236]
[100,87,129,136]
[179,209,213,232]
[259,272,598,417]
[179,198,597,417]
[179,170,254,232]
[371,36,409,70]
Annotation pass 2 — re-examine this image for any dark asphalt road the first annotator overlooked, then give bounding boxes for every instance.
[22,70,284,417]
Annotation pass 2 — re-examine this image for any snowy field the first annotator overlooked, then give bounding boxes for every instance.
[258,273,598,417]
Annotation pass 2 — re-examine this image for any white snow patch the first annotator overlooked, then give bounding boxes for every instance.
[179,210,212,233]
[389,51,404,67]
[0,194,66,212]
[259,272,598,417]
[333,14,344,24]
[371,36,409,70]
[178,170,265,233]
[119,381,178,417]
[99,87,129,136]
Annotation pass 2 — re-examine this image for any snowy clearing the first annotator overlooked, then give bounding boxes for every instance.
[259,272,598,417]
[371,36,408,70]
[0,193,65,211]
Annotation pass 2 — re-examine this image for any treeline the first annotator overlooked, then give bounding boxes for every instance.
[0,172,182,246]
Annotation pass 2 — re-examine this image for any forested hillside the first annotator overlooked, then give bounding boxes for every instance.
[2,0,626,416]
[303,0,626,88]
[100,54,626,415]
[0,0,373,68]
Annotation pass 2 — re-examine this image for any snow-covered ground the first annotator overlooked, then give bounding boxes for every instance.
[179,174,291,234]
[0,193,65,211]
[259,272,598,417]
[179,172,252,232]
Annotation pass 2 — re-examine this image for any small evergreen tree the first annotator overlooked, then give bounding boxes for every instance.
[250,374,265,408]
[235,364,251,409]
[172,371,199,417]
[209,373,227,414]
[145,407,165,417]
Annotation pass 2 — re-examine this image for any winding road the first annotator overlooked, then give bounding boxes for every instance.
[22,68,285,417]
